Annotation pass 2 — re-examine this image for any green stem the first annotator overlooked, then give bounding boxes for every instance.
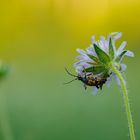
[111,65,135,140]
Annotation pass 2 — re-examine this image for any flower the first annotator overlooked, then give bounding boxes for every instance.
[74,32,134,95]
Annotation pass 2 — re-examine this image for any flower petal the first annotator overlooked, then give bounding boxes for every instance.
[86,45,97,56]
[91,36,95,44]
[109,32,122,40]
[113,32,122,40]
[76,48,86,55]
[100,36,106,42]
[120,64,127,71]
[110,32,119,35]
[117,41,127,55]
[92,86,98,95]
[74,61,91,68]
[125,50,134,57]
[98,40,107,53]
[114,75,121,86]
[76,55,92,62]
[75,67,83,75]
[76,55,83,61]
[106,76,113,87]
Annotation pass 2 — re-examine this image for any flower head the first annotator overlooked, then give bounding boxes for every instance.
[74,32,134,95]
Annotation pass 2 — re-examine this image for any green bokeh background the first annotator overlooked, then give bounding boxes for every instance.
[0,0,140,140]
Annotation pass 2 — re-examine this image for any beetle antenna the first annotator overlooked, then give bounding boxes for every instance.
[65,68,77,77]
[63,78,78,85]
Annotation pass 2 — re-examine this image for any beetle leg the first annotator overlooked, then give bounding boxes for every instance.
[96,85,99,89]
[99,84,103,90]
[83,67,87,79]
[84,84,87,90]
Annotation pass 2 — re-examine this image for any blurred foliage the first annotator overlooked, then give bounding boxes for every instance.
[0,62,9,80]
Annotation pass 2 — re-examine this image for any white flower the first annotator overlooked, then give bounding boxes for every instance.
[74,32,134,95]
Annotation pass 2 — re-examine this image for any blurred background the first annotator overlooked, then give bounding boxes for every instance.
[0,0,140,140]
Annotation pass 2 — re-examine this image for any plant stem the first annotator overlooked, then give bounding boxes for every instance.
[111,65,136,140]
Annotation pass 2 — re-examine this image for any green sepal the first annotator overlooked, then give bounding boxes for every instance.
[84,66,106,75]
[94,44,110,64]
[115,50,127,62]
[109,37,114,60]
[87,54,100,63]
[87,62,98,65]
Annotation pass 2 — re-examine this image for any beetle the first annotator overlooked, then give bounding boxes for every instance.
[64,68,109,90]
